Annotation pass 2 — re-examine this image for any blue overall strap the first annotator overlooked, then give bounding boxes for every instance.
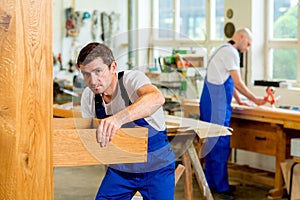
[95,94,109,119]
[95,71,126,119]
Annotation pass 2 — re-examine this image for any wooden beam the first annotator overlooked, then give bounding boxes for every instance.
[187,145,213,200]
[53,107,82,118]
[53,118,148,166]
[182,153,193,200]
[0,0,53,199]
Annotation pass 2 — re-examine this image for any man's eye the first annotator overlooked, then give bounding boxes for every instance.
[83,72,90,77]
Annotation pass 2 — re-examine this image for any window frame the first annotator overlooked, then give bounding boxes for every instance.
[265,0,300,86]
[150,0,225,60]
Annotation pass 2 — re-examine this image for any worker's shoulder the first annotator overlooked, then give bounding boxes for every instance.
[122,69,145,76]
[122,70,149,81]
[219,44,239,58]
[81,87,94,99]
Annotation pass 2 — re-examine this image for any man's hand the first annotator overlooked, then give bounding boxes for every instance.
[253,97,266,106]
[96,116,121,147]
[237,100,252,106]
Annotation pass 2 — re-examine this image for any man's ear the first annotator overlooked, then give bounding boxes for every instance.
[75,64,80,71]
[110,61,117,72]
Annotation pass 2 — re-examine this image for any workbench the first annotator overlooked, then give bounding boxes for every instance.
[182,99,300,198]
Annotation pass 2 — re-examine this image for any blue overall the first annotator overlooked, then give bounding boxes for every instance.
[94,72,175,200]
[199,49,234,193]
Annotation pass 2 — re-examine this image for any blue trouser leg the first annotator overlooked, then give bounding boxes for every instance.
[204,135,231,193]
[95,162,175,200]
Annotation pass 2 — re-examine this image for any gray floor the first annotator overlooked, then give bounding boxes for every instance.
[54,165,288,200]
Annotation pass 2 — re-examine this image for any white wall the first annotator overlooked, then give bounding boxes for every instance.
[52,0,129,83]
[52,0,154,83]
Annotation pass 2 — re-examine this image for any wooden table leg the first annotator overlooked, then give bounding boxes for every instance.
[187,145,213,200]
[182,152,193,200]
[268,125,286,198]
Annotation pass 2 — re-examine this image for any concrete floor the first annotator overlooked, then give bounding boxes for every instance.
[54,165,288,200]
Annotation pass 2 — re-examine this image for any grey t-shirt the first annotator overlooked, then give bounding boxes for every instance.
[207,44,240,84]
[80,70,166,131]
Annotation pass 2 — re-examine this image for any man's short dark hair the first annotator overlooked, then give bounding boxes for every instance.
[76,42,115,67]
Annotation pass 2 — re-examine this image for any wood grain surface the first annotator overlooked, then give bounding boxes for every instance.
[53,118,148,166]
[0,0,53,199]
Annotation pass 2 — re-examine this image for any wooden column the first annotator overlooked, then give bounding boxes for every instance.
[0,0,53,199]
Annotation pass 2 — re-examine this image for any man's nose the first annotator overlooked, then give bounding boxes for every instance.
[90,72,98,84]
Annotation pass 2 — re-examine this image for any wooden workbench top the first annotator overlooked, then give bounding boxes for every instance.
[231,104,300,130]
[231,104,300,121]
[182,99,300,130]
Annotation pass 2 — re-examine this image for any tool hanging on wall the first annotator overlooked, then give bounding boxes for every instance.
[67,34,81,74]
[74,11,82,29]
[101,12,110,45]
[57,53,65,71]
[109,12,120,48]
[65,7,78,37]
[91,10,100,41]
[100,11,120,48]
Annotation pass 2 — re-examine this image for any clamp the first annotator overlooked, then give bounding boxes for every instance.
[264,86,276,105]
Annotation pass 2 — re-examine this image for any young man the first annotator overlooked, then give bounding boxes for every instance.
[199,28,266,200]
[76,42,175,200]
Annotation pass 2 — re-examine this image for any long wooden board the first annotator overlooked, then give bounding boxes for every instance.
[53,106,82,118]
[53,118,148,166]
[0,1,53,199]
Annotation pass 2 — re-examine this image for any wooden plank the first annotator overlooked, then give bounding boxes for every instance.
[53,118,99,129]
[228,163,275,186]
[284,120,300,130]
[187,145,213,200]
[183,102,200,118]
[175,164,185,185]
[53,118,148,166]
[53,128,148,166]
[0,4,18,199]
[0,0,53,199]
[53,107,82,118]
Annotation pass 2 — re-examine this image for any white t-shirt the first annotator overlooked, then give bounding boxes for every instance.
[206,44,240,85]
[80,70,166,131]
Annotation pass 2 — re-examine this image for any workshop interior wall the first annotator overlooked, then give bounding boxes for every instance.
[52,0,131,85]
[52,0,300,107]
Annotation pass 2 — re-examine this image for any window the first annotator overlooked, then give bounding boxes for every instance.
[211,0,224,40]
[152,0,224,65]
[157,0,173,39]
[267,0,299,83]
[272,0,298,39]
[179,0,206,40]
